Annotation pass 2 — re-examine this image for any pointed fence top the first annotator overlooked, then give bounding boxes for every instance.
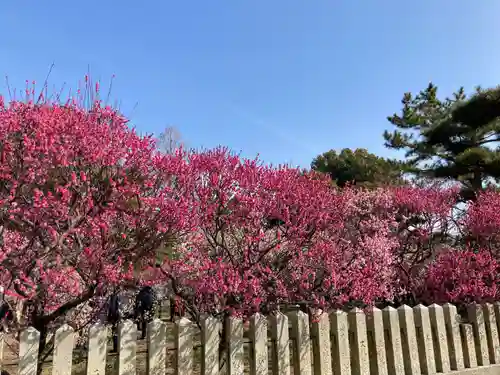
[414,304,428,310]
[397,304,413,311]
[382,306,397,312]
[55,324,74,333]
[178,317,192,326]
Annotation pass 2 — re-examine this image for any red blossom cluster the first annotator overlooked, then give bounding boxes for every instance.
[0,94,190,333]
[0,87,499,333]
[421,249,500,305]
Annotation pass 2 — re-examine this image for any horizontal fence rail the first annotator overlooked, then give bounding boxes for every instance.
[2,303,500,374]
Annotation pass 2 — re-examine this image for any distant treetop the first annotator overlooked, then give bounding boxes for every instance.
[311,148,406,188]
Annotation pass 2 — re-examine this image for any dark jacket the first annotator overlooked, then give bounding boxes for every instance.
[135,286,156,314]
[107,293,121,323]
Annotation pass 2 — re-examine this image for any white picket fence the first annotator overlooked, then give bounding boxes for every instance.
[3,303,500,375]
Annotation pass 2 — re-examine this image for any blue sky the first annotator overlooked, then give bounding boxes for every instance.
[1,1,500,167]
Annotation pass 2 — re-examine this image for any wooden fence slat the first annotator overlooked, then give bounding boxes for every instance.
[52,324,75,375]
[367,307,387,375]
[382,307,404,375]
[311,311,333,375]
[19,327,41,375]
[468,303,490,366]
[289,310,312,375]
[118,320,137,375]
[413,304,436,374]
[461,324,478,369]
[429,304,451,373]
[249,313,268,375]
[494,303,500,344]
[176,317,193,375]
[443,303,464,371]
[348,308,369,375]
[87,324,107,375]
[270,312,290,375]
[201,317,220,375]
[330,310,351,375]
[147,319,167,375]
[0,332,4,375]
[226,316,244,375]
[398,305,420,375]
[483,303,500,364]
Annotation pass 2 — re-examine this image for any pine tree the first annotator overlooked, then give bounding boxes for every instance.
[384,83,500,199]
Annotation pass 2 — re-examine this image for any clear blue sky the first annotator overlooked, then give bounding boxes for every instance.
[1,1,500,167]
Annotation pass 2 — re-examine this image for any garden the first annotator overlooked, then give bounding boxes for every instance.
[0,79,500,374]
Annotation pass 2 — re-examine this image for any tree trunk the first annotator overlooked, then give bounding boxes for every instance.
[33,321,50,375]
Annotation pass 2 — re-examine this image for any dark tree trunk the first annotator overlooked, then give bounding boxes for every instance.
[33,319,51,375]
